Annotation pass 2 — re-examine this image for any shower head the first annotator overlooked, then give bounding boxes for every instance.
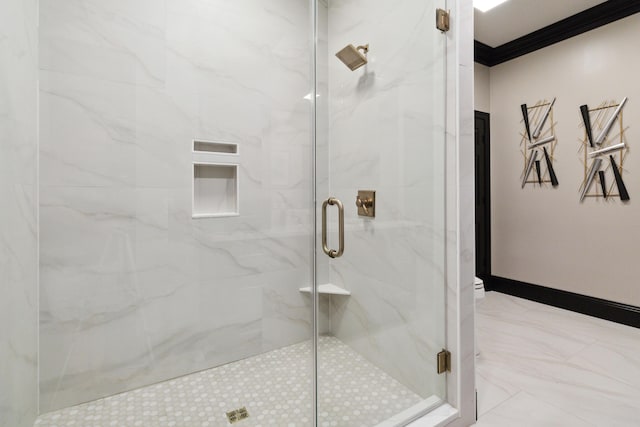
[335,44,369,71]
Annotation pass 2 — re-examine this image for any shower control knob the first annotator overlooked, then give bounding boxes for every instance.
[355,190,375,218]
[355,196,369,213]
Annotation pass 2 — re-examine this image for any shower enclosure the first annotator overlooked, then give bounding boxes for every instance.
[0,0,474,426]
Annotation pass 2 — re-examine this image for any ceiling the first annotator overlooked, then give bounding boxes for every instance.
[475,0,608,47]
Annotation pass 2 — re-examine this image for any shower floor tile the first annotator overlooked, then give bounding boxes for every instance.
[35,336,423,427]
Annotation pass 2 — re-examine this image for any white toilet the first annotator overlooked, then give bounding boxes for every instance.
[474,277,485,357]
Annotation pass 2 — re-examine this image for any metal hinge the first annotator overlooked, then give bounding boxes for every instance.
[436,8,450,32]
[437,349,451,374]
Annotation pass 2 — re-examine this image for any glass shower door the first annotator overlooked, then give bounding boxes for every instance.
[315,0,448,425]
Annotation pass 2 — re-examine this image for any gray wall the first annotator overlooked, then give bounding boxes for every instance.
[489,14,640,306]
[0,0,39,425]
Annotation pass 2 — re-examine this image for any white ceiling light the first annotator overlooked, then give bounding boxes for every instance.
[474,0,510,13]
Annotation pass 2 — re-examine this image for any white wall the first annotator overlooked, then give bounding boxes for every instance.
[38,0,316,412]
[490,13,640,307]
[474,63,490,112]
[0,0,38,425]
[443,1,476,424]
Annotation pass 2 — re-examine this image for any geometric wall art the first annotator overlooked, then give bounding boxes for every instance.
[520,98,559,188]
[578,97,630,201]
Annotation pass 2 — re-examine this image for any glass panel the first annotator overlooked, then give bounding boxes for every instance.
[0,0,39,425]
[315,0,447,425]
[36,0,315,424]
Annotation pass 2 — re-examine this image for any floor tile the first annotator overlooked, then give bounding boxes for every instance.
[475,391,595,427]
[35,336,427,427]
[476,291,541,315]
[477,309,590,363]
[477,292,640,427]
[568,340,640,392]
[475,370,519,416]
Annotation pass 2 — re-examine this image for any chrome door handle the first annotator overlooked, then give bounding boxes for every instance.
[322,197,344,258]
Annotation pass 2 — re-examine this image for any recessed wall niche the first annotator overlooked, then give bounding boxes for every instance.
[192,163,238,218]
[192,140,240,218]
[193,140,238,154]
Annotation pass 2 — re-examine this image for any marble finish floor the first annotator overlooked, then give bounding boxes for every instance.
[476,292,640,426]
[35,336,423,427]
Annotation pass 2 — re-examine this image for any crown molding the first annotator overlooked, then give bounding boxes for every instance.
[475,0,640,67]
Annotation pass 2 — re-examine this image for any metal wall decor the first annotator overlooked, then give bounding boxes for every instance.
[520,98,559,188]
[579,98,630,201]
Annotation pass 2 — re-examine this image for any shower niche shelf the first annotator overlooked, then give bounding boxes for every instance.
[193,140,238,155]
[192,139,240,219]
[192,163,239,218]
[299,283,351,296]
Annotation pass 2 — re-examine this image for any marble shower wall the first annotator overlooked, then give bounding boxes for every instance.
[38,0,319,412]
[0,0,39,425]
[325,0,447,399]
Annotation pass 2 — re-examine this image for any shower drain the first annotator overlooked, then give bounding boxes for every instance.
[226,406,249,424]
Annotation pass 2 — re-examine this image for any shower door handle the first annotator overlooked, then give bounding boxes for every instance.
[322,197,344,258]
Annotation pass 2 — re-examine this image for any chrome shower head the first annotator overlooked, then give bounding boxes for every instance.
[335,44,369,71]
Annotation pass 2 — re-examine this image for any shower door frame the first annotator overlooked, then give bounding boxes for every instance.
[309,0,476,426]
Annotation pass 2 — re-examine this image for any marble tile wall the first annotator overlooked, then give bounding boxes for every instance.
[38,0,319,413]
[325,0,448,400]
[0,0,39,425]
[446,0,477,424]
